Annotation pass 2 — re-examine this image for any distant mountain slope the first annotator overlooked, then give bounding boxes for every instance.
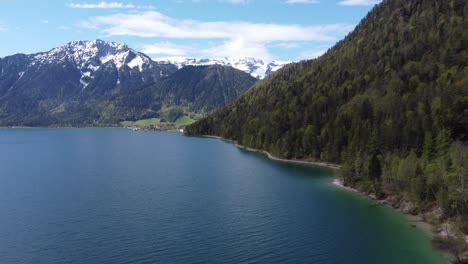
[154,57,290,79]
[155,65,257,113]
[187,0,468,241]
[0,41,257,126]
[114,65,258,123]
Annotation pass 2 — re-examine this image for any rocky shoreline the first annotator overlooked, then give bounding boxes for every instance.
[331,178,468,263]
[199,134,467,263]
[200,135,341,169]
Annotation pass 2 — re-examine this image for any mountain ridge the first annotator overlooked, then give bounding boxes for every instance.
[0,39,177,97]
[154,57,290,79]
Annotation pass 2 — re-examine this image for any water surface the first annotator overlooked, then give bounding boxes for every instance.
[0,129,448,263]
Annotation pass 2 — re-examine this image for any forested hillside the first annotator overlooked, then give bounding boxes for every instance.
[154,65,257,120]
[111,65,257,124]
[0,53,256,126]
[186,0,468,243]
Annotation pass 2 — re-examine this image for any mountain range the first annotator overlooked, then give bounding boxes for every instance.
[0,40,257,126]
[154,57,290,79]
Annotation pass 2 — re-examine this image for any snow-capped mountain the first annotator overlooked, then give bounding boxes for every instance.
[0,39,177,97]
[0,40,258,126]
[154,57,290,79]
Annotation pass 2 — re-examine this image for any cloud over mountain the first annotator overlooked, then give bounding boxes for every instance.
[79,10,353,61]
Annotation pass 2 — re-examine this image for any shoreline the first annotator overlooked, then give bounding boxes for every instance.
[198,134,456,263]
[2,126,121,129]
[2,126,186,133]
[200,135,341,170]
[330,178,434,236]
[330,178,457,262]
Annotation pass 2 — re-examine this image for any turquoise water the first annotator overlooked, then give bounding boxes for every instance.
[0,128,448,263]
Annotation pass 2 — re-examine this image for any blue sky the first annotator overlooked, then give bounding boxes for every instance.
[0,0,381,61]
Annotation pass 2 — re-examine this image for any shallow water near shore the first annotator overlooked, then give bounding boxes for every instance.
[0,128,448,263]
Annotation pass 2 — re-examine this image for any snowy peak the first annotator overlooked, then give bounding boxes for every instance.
[153,57,290,79]
[33,39,152,73]
[0,40,177,94]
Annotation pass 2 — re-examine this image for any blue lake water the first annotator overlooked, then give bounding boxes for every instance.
[0,128,448,263]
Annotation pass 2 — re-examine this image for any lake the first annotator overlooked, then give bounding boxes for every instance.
[0,128,448,264]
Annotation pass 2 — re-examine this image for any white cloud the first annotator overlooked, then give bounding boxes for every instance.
[41,20,49,24]
[141,42,192,56]
[0,23,8,32]
[285,0,319,4]
[338,0,380,6]
[221,0,248,4]
[272,42,302,49]
[68,2,155,9]
[79,10,353,60]
[189,0,250,3]
[58,25,70,30]
[300,48,328,59]
[202,38,272,60]
[80,11,351,41]
[142,40,270,60]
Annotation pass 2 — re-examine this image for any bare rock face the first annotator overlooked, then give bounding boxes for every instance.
[433,207,444,221]
[399,201,416,214]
